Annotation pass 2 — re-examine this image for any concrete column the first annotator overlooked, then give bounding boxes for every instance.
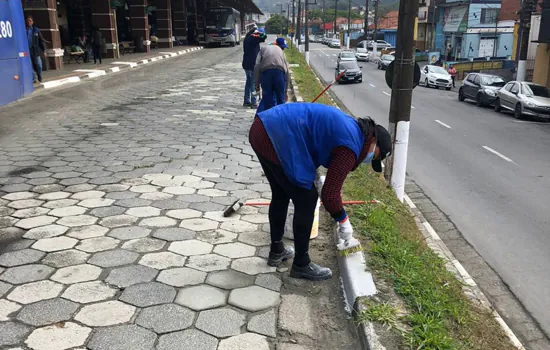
[23,0,63,70]
[171,0,187,42]
[90,0,119,59]
[130,0,150,52]
[156,0,173,48]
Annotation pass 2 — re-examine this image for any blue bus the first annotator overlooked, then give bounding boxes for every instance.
[0,0,34,106]
[202,7,241,47]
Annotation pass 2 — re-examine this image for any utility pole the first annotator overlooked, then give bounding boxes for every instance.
[373,0,379,41]
[430,0,437,50]
[297,0,302,48]
[322,0,326,36]
[364,0,370,37]
[384,0,420,202]
[286,2,292,36]
[334,0,339,36]
[292,1,296,45]
[347,0,352,49]
[517,0,536,81]
[493,9,499,57]
[305,0,310,64]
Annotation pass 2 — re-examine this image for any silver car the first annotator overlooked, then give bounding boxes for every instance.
[494,81,550,120]
[337,50,357,65]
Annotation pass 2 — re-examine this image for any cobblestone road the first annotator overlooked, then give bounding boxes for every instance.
[0,48,358,350]
[0,50,266,350]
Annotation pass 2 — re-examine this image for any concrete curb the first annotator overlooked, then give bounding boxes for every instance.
[403,193,525,349]
[34,47,203,91]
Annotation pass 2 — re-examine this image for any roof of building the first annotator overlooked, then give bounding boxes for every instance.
[210,0,263,15]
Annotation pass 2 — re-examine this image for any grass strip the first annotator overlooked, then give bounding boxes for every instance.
[285,46,333,105]
[285,44,516,350]
[344,167,515,350]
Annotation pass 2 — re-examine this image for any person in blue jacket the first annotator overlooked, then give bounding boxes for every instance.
[249,103,392,281]
[242,25,267,108]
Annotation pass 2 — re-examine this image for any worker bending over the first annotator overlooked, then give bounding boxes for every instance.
[249,103,392,281]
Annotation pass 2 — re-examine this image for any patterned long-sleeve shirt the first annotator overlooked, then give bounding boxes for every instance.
[250,116,368,221]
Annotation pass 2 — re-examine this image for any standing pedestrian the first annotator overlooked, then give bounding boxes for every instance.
[446,44,453,62]
[248,103,392,281]
[25,16,45,83]
[242,25,266,108]
[448,64,457,88]
[92,27,103,64]
[78,35,91,63]
[254,38,290,113]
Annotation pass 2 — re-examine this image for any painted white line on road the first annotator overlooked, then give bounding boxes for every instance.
[482,146,515,163]
[42,76,81,89]
[369,83,376,87]
[382,91,391,97]
[112,61,138,68]
[411,106,416,109]
[435,120,451,129]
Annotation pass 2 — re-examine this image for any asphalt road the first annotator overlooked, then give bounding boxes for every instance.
[307,43,550,337]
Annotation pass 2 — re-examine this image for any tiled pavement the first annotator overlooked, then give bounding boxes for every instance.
[0,49,290,350]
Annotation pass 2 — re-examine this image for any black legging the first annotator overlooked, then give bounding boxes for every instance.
[93,44,102,64]
[255,153,318,266]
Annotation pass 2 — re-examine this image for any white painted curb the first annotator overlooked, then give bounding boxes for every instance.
[38,46,204,90]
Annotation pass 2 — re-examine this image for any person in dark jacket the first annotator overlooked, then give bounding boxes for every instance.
[91,27,103,64]
[242,26,267,108]
[26,16,46,83]
[249,103,392,281]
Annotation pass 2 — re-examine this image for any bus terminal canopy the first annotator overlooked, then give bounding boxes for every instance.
[208,0,263,15]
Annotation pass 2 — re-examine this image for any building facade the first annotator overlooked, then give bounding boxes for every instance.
[434,0,516,60]
[19,0,261,71]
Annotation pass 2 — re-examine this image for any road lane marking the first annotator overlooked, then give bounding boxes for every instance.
[435,120,451,129]
[382,91,391,97]
[369,84,376,87]
[482,146,515,164]
[411,106,416,109]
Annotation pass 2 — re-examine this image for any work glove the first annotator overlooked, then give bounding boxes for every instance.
[337,217,353,242]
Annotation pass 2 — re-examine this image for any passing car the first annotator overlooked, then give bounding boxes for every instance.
[420,65,452,90]
[355,47,370,61]
[329,38,341,48]
[377,54,394,70]
[336,61,363,84]
[368,40,392,50]
[494,81,550,120]
[337,50,357,65]
[458,73,506,106]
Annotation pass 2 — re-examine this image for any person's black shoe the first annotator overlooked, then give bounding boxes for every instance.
[243,102,251,107]
[267,246,294,267]
[290,262,332,281]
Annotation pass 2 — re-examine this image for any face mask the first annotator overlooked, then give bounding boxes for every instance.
[364,150,375,164]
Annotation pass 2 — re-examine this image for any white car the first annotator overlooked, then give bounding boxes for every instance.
[355,47,370,61]
[420,65,452,90]
[329,38,341,48]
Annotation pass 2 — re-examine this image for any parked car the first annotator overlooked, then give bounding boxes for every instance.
[458,73,506,106]
[314,35,323,43]
[377,54,394,70]
[322,36,330,45]
[336,60,363,84]
[420,65,452,90]
[494,81,550,120]
[355,47,370,61]
[368,40,392,50]
[329,38,341,48]
[337,50,357,65]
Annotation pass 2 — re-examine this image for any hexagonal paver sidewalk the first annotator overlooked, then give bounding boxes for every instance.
[0,48,289,350]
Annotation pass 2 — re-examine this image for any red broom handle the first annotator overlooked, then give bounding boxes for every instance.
[311,69,347,103]
[244,200,378,206]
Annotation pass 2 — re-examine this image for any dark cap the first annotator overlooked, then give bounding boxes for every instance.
[371,124,392,173]
[276,37,288,49]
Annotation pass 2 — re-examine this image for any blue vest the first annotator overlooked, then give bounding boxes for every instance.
[258,103,365,189]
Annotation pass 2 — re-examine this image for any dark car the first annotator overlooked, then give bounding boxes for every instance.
[458,73,506,106]
[336,60,363,84]
[377,54,394,70]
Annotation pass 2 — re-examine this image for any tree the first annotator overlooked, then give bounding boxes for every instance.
[265,14,288,35]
